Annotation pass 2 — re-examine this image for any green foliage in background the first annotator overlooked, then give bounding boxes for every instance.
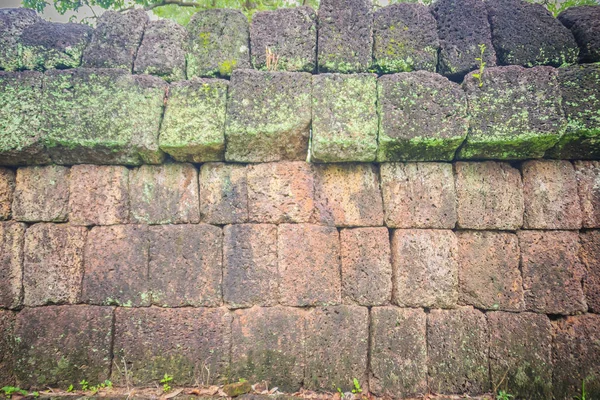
[525,0,599,16]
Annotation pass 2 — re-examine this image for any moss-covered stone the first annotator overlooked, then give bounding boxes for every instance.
[0,8,40,72]
[558,6,600,63]
[0,310,16,387]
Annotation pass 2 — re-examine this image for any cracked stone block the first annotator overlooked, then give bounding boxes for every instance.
[377,72,467,161]
[225,70,311,162]
[12,166,69,223]
[81,225,150,307]
[522,160,582,229]
[311,74,378,162]
[0,310,15,386]
[223,224,278,308]
[458,66,566,160]
[250,7,316,72]
[0,168,14,220]
[43,68,165,165]
[0,222,25,309]
[576,161,600,228]
[14,305,113,388]
[159,78,228,162]
[23,223,86,307]
[519,230,587,314]
[149,224,222,307]
[579,230,600,313]
[200,163,248,225]
[0,8,40,71]
[129,164,199,225]
[455,162,524,230]
[558,5,600,63]
[186,9,250,78]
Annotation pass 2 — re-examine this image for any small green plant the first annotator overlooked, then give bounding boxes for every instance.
[160,373,173,393]
[574,380,588,400]
[336,386,343,396]
[352,378,362,394]
[31,392,39,398]
[79,379,88,391]
[238,378,247,383]
[66,384,74,393]
[497,390,514,400]
[472,43,487,87]
[1,387,28,399]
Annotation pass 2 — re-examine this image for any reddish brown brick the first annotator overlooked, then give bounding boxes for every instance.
[223,224,278,308]
[68,165,129,226]
[455,161,523,230]
[391,229,458,308]
[519,230,586,314]
[149,224,222,307]
[82,225,150,307]
[457,231,524,311]
[0,168,15,220]
[0,310,16,386]
[579,230,600,313]
[12,166,69,222]
[380,162,456,229]
[199,163,248,224]
[523,160,582,229]
[575,160,600,228]
[341,227,391,306]
[0,222,25,309]
[278,224,341,306]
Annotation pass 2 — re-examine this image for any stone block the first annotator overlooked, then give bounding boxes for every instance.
[0,168,14,220]
[199,163,248,224]
[0,8,40,71]
[311,74,378,162]
[225,70,312,162]
[579,230,600,313]
[12,166,69,222]
[0,222,25,309]
[0,310,15,386]
[576,161,600,228]
[558,5,600,63]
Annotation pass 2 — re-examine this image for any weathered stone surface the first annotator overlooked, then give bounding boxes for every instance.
[12,166,69,222]
[455,161,524,230]
[82,225,150,307]
[522,160,582,229]
[43,68,165,165]
[14,305,113,388]
[488,312,552,399]
[340,228,392,306]
[149,224,222,307]
[186,9,250,78]
[311,74,378,162]
[458,66,566,160]
[0,8,40,71]
[519,230,587,314]
[82,10,148,70]
[559,5,600,63]
[0,222,25,309]
[457,231,524,311]
[427,308,490,395]
[391,229,458,309]
[223,224,278,308]
[370,307,427,398]
[113,307,231,385]
[278,224,340,306]
[0,168,14,220]
[380,162,456,229]
[377,72,467,161]
[576,161,600,228]
[133,19,186,82]
[23,223,86,307]
[225,70,311,162]
[223,381,252,397]
[200,163,248,224]
[130,164,199,224]
[305,305,368,392]
[579,230,600,313]
[432,0,496,79]
[0,310,15,386]
[247,162,315,224]
[231,307,305,391]
[250,7,316,72]
[160,79,228,162]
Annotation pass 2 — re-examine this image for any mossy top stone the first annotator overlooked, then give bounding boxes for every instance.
[186,9,250,78]
[0,8,40,72]
[558,6,600,63]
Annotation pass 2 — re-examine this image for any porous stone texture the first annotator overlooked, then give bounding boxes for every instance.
[149,224,222,307]
[225,70,312,162]
[576,161,600,228]
[457,231,524,311]
[391,229,458,309]
[133,19,186,82]
[579,230,600,313]
[311,74,378,162]
[43,68,165,165]
[0,8,40,71]
[305,305,369,392]
[113,307,231,385]
[199,163,248,224]
[223,224,278,308]
[459,66,566,160]
[0,310,15,386]
[488,312,553,399]
[373,3,438,74]
[558,6,600,63]
[377,72,467,161]
[340,228,392,306]
[0,222,25,309]
[519,230,587,314]
[0,168,15,220]
[82,10,148,70]
[82,225,150,307]
[14,305,113,388]
[278,224,341,306]
[522,160,582,229]
[186,9,250,78]
[455,162,524,230]
[370,307,427,398]
[432,0,496,80]
[23,223,86,307]
[380,163,456,229]
[129,164,200,224]
[231,307,305,391]
[427,308,490,395]
[250,7,316,72]
[12,165,69,222]
[68,165,129,226]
